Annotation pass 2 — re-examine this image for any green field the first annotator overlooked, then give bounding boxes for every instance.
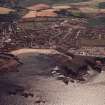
[18,0,90,7]
[88,17,105,27]
[97,2,105,9]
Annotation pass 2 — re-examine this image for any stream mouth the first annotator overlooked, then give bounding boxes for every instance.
[0,49,105,105]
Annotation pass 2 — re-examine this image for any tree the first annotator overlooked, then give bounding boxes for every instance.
[0,0,19,8]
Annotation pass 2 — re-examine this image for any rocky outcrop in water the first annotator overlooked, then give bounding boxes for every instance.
[0,52,22,73]
[51,49,105,84]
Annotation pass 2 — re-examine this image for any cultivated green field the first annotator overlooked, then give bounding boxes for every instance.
[18,0,90,7]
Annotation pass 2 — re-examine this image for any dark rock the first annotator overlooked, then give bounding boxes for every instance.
[51,52,104,83]
[0,53,22,73]
[21,93,29,98]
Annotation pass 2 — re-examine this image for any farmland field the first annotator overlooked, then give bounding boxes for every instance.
[18,0,91,7]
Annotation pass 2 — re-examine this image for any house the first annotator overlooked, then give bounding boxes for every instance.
[27,4,50,11]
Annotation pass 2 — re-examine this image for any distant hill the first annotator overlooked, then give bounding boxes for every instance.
[0,0,91,8]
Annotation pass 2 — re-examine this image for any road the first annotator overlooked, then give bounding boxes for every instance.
[0,49,105,105]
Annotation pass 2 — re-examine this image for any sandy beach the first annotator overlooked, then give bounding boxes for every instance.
[0,48,105,105]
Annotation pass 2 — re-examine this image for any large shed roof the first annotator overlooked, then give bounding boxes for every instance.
[52,5,71,10]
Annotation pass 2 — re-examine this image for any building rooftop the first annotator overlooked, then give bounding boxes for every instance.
[27,4,50,11]
[52,5,71,10]
[22,9,57,21]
